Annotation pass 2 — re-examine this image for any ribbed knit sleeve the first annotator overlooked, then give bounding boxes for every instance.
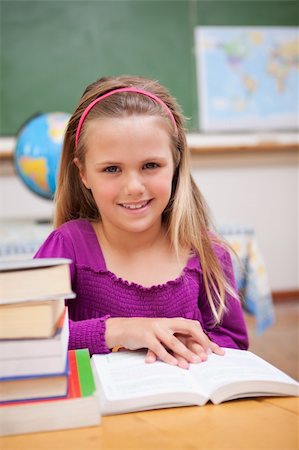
[68,315,111,355]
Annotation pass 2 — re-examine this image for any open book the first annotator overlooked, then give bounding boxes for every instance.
[91,348,299,415]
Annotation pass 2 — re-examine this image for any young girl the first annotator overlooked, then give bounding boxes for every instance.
[35,75,248,369]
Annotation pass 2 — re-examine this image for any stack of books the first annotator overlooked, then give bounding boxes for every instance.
[0,258,101,436]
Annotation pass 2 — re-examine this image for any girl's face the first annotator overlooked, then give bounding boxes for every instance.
[79,115,175,236]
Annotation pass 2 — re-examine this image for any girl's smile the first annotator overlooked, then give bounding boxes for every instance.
[118,199,152,211]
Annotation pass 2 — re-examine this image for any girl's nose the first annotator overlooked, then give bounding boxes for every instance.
[124,173,145,196]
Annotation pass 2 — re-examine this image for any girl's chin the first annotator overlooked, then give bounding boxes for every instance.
[116,217,160,234]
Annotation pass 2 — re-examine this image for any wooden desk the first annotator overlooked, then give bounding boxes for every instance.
[1,397,298,450]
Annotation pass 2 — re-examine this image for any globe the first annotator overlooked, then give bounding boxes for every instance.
[14,112,71,200]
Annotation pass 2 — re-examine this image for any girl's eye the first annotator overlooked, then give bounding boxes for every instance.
[104,166,120,173]
[143,162,159,170]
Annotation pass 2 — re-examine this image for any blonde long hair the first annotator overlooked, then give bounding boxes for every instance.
[55,75,237,323]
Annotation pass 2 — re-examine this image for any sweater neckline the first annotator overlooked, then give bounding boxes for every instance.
[82,219,202,288]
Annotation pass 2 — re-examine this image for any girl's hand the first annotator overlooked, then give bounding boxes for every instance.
[105,317,213,367]
[146,334,225,369]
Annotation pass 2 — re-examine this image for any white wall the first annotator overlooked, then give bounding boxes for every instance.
[191,158,298,292]
[0,175,53,220]
[0,143,298,292]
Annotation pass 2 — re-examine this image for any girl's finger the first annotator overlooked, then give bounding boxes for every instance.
[170,319,212,354]
[146,348,190,370]
[173,354,190,369]
[174,334,209,360]
[211,342,225,356]
[158,330,202,363]
[187,341,208,361]
[148,340,179,366]
[145,349,157,363]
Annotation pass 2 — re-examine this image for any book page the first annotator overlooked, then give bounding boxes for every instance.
[92,351,204,401]
[188,348,299,402]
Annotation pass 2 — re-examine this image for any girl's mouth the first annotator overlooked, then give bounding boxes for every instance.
[119,200,151,210]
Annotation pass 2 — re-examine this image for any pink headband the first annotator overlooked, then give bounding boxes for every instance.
[75,87,177,147]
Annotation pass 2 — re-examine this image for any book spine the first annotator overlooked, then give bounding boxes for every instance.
[75,349,96,397]
[67,350,81,398]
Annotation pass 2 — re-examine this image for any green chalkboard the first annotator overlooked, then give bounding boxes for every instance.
[1,0,298,134]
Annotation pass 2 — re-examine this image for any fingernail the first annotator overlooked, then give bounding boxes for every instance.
[146,355,155,363]
[191,355,201,363]
[179,360,189,369]
[169,358,178,366]
[207,348,212,355]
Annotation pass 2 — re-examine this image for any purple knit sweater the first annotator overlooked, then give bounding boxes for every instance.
[34,219,248,354]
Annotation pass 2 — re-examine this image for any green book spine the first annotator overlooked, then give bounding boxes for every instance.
[75,349,96,397]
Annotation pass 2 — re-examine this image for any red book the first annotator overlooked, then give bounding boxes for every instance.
[0,349,101,436]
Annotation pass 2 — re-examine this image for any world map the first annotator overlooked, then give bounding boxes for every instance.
[195,27,299,131]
